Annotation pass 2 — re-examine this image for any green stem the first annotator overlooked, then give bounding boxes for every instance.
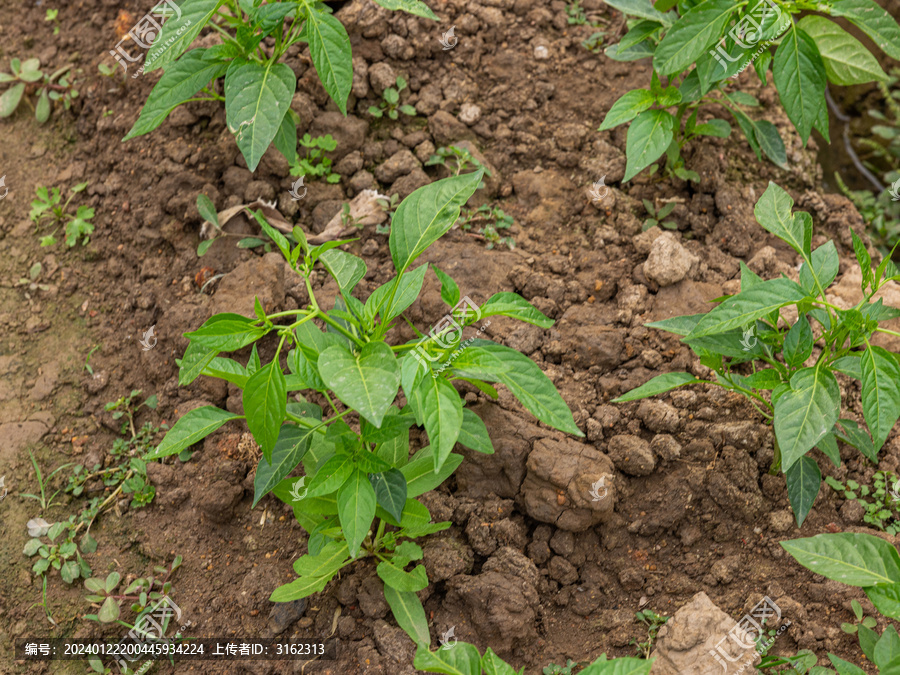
[770,436,782,475]
[876,327,900,338]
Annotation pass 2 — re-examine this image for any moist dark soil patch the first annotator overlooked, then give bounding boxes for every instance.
[1,1,899,674]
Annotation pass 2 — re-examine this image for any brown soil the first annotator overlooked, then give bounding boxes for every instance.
[1,1,899,674]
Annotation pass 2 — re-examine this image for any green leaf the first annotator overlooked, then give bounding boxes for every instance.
[202,357,249,388]
[686,278,808,339]
[607,41,655,61]
[243,361,287,461]
[146,406,240,459]
[372,468,407,524]
[186,313,268,352]
[124,49,228,140]
[860,345,900,451]
[338,469,376,557]
[252,425,313,506]
[832,355,862,380]
[604,0,673,24]
[726,102,763,161]
[693,119,731,138]
[613,372,701,402]
[401,449,464,498]
[376,432,410,468]
[414,376,463,472]
[754,120,788,168]
[319,342,400,427]
[786,455,821,526]
[451,340,582,436]
[303,4,352,114]
[385,585,430,646]
[320,249,367,294]
[653,0,735,76]
[624,109,675,181]
[270,574,331,602]
[390,173,482,273]
[782,532,900,586]
[481,648,518,675]
[458,408,493,454]
[866,583,900,620]
[367,264,429,322]
[800,240,839,295]
[305,452,354,498]
[0,82,25,117]
[773,26,827,146]
[817,432,841,467]
[371,0,439,20]
[754,182,812,257]
[828,0,900,61]
[414,643,483,675]
[143,0,223,73]
[827,654,867,675]
[617,21,663,52]
[479,293,553,328]
[580,657,655,675]
[835,419,877,463]
[196,193,219,226]
[34,89,50,124]
[98,596,120,623]
[775,364,841,473]
[377,559,428,592]
[784,315,814,368]
[875,626,900,669]
[797,16,887,85]
[852,230,874,291]
[432,265,461,307]
[599,90,655,131]
[224,59,296,172]
[178,341,219,386]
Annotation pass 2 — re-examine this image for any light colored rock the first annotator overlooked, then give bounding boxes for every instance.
[643,232,698,287]
[606,434,656,476]
[458,103,481,125]
[651,592,756,675]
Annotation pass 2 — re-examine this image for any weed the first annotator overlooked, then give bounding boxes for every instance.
[566,0,587,26]
[289,133,340,183]
[601,0,900,181]
[824,472,900,535]
[124,0,438,171]
[30,182,95,248]
[151,173,582,648]
[544,658,579,674]
[369,76,417,120]
[84,557,182,624]
[631,609,668,659]
[426,145,490,179]
[459,204,515,250]
[0,57,78,123]
[641,198,678,230]
[20,450,75,511]
[581,31,606,54]
[45,9,60,35]
[616,182,900,526]
[84,344,102,376]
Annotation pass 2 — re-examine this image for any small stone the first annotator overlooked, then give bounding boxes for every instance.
[458,103,481,126]
[643,233,698,287]
[534,45,550,60]
[607,435,656,476]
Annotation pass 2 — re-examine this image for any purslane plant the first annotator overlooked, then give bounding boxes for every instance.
[146,172,583,648]
[122,0,438,171]
[615,181,900,526]
[783,532,900,673]
[600,0,900,181]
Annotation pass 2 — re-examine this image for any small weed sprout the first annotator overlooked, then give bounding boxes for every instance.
[824,472,900,535]
[369,76,417,120]
[289,133,340,183]
[459,204,515,250]
[642,198,678,230]
[0,58,78,123]
[30,182,95,247]
[631,609,668,659]
[45,9,60,35]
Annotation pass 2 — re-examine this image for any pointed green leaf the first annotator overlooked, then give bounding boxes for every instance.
[302,5,352,113]
[385,585,430,646]
[599,89,655,131]
[377,560,428,592]
[390,173,483,273]
[828,0,900,61]
[624,109,675,181]
[773,26,827,145]
[479,293,553,328]
[124,49,228,140]
[252,425,313,506]
[224,59,296,171]
[776,364,841,473]
[320,249,367,294]
[146,406,240,459]
[338,469,376,557]
[653,0,735,76]
[414,376,463,471]
[866,583,900,621]
[401,449,464,498]
[860,345,900,451]
[414,643,482,675]
[786,454,821,526]
[458,408,493,454]
[372,0,438,20]
[319,342,400,427]
[143,0,224,73]
[244,361,287,461]
[372,468,407,523]
[754,182,812,256]
[782,532,900,586]
[270,574,331,602]
[185,313,268,352]
[0,82,25,117]
[797,16,887,85]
